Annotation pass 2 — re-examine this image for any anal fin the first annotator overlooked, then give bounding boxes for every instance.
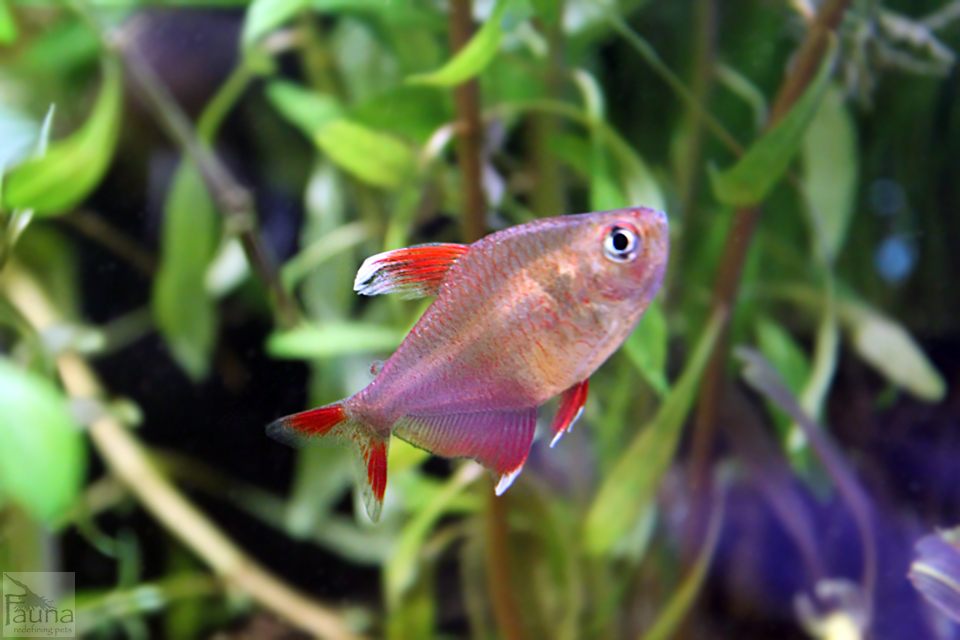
[394,408,537,494]
[549,380,588,448]
[354,243,469,299]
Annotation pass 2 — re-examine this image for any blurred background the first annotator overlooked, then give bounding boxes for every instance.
[1,0,959,638]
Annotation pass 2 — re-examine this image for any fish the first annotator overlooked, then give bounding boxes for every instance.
[267,206,669,522]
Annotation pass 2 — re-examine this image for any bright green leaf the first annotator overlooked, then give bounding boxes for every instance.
[316,120,416,189]
[802,84,858,262]
[153,161,220,381]
[265,81,344,135]
[407,0,509,86]
[584,311,723,556]
[3,59,122,215]
[0,358,85,525]
[267,322,406,359]
[709,37,838,208]
[0,0,17,47]
[624,300,670,396]
[267,81,415,188]
[241,0,310,52]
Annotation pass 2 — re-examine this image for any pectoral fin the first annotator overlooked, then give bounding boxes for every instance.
[394,407,537,494]
[354,243,469,299]
[549,379,588,448]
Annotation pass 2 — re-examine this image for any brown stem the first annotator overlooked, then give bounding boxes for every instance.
[449,0,487,243]
[484,483,525,640]
[116,31,299,329]
[4,266,358,640]
[686,0,853,546]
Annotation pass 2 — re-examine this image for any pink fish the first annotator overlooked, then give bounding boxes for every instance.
[268,207,669,521]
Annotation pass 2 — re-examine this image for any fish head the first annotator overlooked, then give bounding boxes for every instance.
[578,206,669,307]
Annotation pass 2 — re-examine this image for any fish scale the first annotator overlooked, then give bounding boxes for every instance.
[267,207,669,521]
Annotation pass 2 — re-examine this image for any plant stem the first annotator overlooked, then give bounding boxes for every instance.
[686,0,854,547]
[449,0,487,243]
[4,265,358,640]
[484,485,525,640]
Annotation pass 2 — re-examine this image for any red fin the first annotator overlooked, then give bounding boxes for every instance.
[356,435,388,521]
[394,408,537,495]
[267,402,389,522]
[353,243,469,299]
[549,380,589,448]
[266,403,348,448]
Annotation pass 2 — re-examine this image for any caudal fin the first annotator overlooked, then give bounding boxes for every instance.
[267,402,390,523]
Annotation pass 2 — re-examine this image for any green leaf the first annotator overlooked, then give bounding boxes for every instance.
[755,317,810,395]
[0,0,17,45]
[641,501,724,640]
[265,81,344,135]
[316,120,416,188]
[624,300,670,396]
[153,161,220,380]
[0,359,85,525]
[709,37,838,208]
[841,301,945,402]
[3,59,122,215]
[267,81,415,188]
[385,464,482,609]
[584,311,723,556]
[267,322,406,359]
[406,0,509,86]
[241,0,310,52]
[802,84,858,262]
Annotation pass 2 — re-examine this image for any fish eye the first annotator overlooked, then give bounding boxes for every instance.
[603,224,640,263]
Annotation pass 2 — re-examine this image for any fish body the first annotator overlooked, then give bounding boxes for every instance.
[268,207,669,521]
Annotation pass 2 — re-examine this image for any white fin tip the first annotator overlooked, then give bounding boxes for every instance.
[495,465,524,496]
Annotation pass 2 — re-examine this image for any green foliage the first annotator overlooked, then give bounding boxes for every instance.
[1,1,956,638]
[585,311,723,556]
[0,358,85,526]
[153,161,220,381]
[2,59,122,215]
[709,37,837,207]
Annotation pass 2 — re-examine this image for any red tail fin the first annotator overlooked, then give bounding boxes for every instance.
[267,402,390,522]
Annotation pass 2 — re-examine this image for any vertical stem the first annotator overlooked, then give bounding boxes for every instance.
[449,0,487,243]
[484,486,526,640]
[670,0,717,295]
[685,0,853,550]
[528,8,566,219]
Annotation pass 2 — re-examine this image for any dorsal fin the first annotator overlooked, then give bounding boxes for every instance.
[354,243,470,299]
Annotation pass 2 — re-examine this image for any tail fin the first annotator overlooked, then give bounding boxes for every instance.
[267,402,390,523]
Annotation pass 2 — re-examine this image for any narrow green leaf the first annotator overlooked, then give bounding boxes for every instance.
[315,120,416,188]
[241,0,310,52]
[0,0,17,46]
[406,0,509,86]
[267,322,406,359]
[641,500,724,640]
[584,311,724,556]
[624,301,670,396]
[709,37,838,207]
[755,317,810,395]
[802,84,858,262]
[0,359,85,525]
[385,463,482,608]
[153,161,219,380]
[3,59,122,215]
